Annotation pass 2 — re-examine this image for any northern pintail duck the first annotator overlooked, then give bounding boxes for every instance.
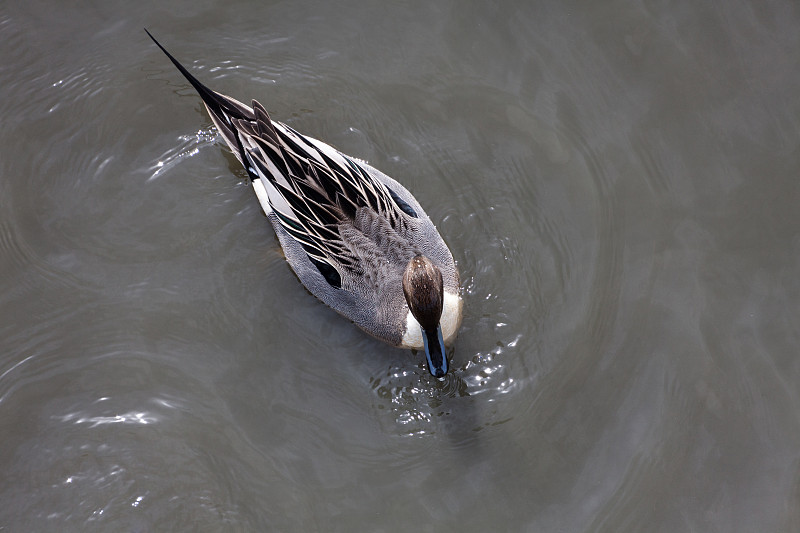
[146,31,462,378]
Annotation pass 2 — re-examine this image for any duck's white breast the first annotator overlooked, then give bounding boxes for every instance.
[400,290,463,349]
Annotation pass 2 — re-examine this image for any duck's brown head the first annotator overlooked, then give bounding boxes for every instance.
[402,255,447,378]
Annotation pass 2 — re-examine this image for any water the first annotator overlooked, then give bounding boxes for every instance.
[2,0,799,530]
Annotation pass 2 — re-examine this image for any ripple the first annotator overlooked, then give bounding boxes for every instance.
[0,215,36,272]
[57,410,159,428]
[463,342,524,397]
[145,126,219,182]
[369,358,466,436]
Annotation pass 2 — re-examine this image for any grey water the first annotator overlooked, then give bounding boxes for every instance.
[2,1,799,531]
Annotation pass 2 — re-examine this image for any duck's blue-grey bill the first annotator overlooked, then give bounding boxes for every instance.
[423,325,447,379]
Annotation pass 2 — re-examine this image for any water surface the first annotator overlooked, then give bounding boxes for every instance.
[1,1,799,531]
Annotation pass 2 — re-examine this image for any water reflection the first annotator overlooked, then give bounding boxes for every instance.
[58,409,158,428]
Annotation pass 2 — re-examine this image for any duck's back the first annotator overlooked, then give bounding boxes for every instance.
[260,149,459,347]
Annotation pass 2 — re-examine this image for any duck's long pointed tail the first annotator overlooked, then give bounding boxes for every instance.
[145,30,222,112]
[145,29,257,173]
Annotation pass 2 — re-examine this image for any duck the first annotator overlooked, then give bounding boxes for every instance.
[145,30,463,378]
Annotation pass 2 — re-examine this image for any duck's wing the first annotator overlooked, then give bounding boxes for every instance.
[146,31,421,289]
[239,107,412,279]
